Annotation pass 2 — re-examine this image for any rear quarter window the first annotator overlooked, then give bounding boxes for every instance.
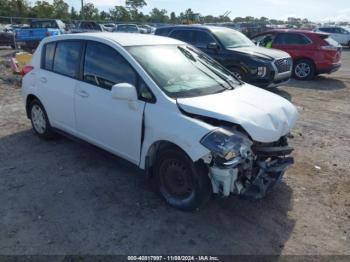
[42,42,56,70]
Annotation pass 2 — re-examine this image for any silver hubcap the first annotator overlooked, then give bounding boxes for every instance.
[31,105,46,134]
[295,62,311,78]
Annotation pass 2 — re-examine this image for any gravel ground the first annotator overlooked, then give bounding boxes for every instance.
[0,47,349,255]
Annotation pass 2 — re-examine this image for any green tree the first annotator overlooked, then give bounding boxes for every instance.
[170,11,177,23]
[149,8,169,23]
[32,1,54,18]
[184,8,194,23]
[53,0,69,19]
[110,6,130,22]
[81,3,99,20]
[100,11,110,21]
[125,0,146,21]
[8,0,31,17]
[70,6,79,20]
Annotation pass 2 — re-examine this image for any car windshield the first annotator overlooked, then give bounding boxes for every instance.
[212,28,254,48]
[127,45,239,98]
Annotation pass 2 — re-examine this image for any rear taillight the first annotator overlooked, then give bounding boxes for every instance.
[46,31,51,36]
[20,65,34,76]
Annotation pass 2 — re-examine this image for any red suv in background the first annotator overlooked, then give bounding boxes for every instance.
[252,29,342,80]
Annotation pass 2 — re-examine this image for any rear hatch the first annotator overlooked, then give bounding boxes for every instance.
[318,33,342,63]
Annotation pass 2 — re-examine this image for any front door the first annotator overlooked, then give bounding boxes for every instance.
[75,41,145,164]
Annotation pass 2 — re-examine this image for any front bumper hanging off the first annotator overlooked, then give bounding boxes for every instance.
[241,157,294,199]
[209,146,294,199]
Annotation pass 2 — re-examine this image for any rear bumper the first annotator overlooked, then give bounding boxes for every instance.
[317,62,341,74]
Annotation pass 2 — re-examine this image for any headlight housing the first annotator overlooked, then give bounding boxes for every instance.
[200,128,253,161]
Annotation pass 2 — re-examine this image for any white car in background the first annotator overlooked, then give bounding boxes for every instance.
[316,26,350,47]
[21,33,298,210]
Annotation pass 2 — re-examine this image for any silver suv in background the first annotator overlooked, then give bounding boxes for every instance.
[316,27,350,47]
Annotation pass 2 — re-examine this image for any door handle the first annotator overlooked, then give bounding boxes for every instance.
[40,77,47,83]
[77,90,89,98]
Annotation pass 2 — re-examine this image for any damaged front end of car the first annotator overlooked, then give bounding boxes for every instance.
[201,127,294,199]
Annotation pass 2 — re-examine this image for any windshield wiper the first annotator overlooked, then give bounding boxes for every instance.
[186,46,242,88]
[177,46,197,62]
[177,46,230,91]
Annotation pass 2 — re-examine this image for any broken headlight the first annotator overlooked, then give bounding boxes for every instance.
[200,128,253,162]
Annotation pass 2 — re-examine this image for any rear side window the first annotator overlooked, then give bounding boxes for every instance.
[83,42,137,90]
[170,30,195,44]
[53,41,82,78]
[194,31,216,48]
[42,42,56,70]
[274,33,311,45]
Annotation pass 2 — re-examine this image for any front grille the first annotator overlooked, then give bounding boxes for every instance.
[274,58,292,73]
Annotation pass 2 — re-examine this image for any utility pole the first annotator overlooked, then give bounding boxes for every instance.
[81,0,84,20]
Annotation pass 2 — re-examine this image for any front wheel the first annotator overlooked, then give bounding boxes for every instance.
[154,147,212,211]
[293,59,315,80]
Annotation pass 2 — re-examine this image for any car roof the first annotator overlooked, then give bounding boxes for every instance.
[44,32,183,47]
[155,25,233,32]
[257,29,323,35]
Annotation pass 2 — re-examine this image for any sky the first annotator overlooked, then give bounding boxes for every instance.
[63,0,350,22]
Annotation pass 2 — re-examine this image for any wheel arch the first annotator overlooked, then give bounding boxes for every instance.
[293,57,316,69]
[143,140,190,173]
[26,94,40,119]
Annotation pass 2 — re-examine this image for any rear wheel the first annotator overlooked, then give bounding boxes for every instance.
[293,59,315,80]
[29,99,55,139]
[154,147,212,211]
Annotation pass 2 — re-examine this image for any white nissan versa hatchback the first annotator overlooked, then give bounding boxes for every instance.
[22,33,298,210]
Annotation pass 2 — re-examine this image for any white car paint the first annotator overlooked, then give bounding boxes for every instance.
[177,84,298,143]
[22,33,298,170]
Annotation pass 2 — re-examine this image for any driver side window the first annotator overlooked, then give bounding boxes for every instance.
[83,42,137,90]
[194,31,217,49]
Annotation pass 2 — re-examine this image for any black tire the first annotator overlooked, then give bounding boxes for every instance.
[348,41,350,48]
[29,99,55,139]
[293,59,315,80]
[10,44,16,49]
[154,147,212,211]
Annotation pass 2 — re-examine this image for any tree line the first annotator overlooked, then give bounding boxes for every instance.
[0,0,309,25]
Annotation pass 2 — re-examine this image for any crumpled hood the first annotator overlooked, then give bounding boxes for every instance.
[228,45,290,60]
[177,84,298,143]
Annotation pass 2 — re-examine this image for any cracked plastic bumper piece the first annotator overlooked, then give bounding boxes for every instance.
[210,157,294,199]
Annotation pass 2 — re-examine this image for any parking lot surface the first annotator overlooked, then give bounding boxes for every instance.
[0,47,349,255]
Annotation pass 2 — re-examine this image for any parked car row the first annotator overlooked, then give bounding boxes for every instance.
[251,29,342,80]
[155,25,292,87]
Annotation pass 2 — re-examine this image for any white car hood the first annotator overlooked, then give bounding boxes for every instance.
[177,84,298,143]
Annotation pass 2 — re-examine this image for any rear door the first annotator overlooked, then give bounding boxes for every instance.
[74,41,145,164]
[272,33,314,59]
[37,40,82,133]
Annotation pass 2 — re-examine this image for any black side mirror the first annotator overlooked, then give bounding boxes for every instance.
[207,42,220,51]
